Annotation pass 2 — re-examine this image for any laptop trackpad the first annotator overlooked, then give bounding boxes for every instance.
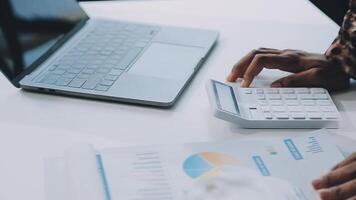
[128,43,204,81]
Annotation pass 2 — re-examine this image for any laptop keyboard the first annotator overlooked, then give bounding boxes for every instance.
[35,22,160,91]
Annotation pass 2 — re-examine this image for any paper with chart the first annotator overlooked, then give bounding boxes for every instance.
[97,131,346,200]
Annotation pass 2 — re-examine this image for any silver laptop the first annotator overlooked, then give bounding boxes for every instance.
[0,0,218,107]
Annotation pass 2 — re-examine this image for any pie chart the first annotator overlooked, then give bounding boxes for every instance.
[183,152,239,179]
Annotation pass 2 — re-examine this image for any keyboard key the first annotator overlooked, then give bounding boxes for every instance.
[280,89,294,94]
[295,88,310,94]
[63,73,77,79]
[264,89,279,94]
[55,77,72,86]
[109,69,124,76]
[300,94,315,100]
[244,89,253,94]
[105,75,119,81]
[317,100,332,106]
[95,85,110,91]
[301,100,315,106]
[314,94,329,100]
[324,112,339,119]
[308,113,323,119]
[321,106,336,112]
[100,80,115,86]
[291,113,306,119]
[305,106,319,112]
[257,94,266,100]
[256,89,264,94]
[261,106,271,112]
[77,74,91,79]
[269,100,283,106]
[284,94,297,100]
[68,68,82,74]
[264,113,273,119]
[285,100,299,106]
[69,78,86,88]
[271,106,286,112]
[52,69,66,75]
[275,113,289,119]
[311,88,326,94]
[258,100,269,106]
[288,106,303,112]
[82,76,102,90]
[97,68,110,74]
[115,47,143,70]
[267,94,281,100]
[82,69,95,74]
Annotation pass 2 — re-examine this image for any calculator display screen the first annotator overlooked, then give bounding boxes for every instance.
[213,81,240,115]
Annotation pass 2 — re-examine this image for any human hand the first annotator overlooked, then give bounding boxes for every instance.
[312,152,356,200]
[226,48,350,91]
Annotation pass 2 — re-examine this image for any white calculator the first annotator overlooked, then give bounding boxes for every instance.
[206,79,340,128]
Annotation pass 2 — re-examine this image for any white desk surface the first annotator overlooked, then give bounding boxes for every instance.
[0,0,355,199]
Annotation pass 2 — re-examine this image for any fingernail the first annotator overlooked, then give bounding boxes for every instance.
[319,189,330,200]
[271,82,282,87]
[227,74,233,82]
[241,80,248,87]
[312,178,323,189]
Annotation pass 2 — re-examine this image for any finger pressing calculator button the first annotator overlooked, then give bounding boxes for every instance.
[311,88,326,94]
[275,113,289,119]
[301,100,315,106]
[317,100,332,106]
[268,94,282,100]
[295,88,310,94]
[269,100,283,106]
[291,113,306,119]
[285,100,300,106]
[308,113,323,119]
[284,94,297,100]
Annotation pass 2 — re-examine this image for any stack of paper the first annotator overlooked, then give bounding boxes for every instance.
[44,130,356,200]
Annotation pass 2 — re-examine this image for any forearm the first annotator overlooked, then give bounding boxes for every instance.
[326,0,356,78]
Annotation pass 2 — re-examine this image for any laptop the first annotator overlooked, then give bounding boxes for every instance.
[0,0,219,107]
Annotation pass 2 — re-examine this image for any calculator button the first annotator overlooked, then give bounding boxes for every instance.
[269,100,283,106]
[291,113,306,119]
[264,113,273,119]
[314,94,329,100]
[265,89,279,94]
[285,100,300,106]
[261,106,271,112]
[311,88,326,94]
[256,89,264,94]
[288,106,303,112]
[275,113,289,119]
[324,112,339,119]
[267,94,282,100]
[321,106,336,112]
[280,89,295,94]
[295,88,310,94]
[301,100,315,106]
[305,106,319,112]
[308,113,323,119]
[271,106,286,112]
[284,94,297,100]
[317,100,332,106]
[244,89,253,94]
[300,94,315,100]
[258,100,269,106]
[257,94,266,100]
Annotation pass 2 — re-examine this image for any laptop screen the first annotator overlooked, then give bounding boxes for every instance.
[0,0,88,85]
